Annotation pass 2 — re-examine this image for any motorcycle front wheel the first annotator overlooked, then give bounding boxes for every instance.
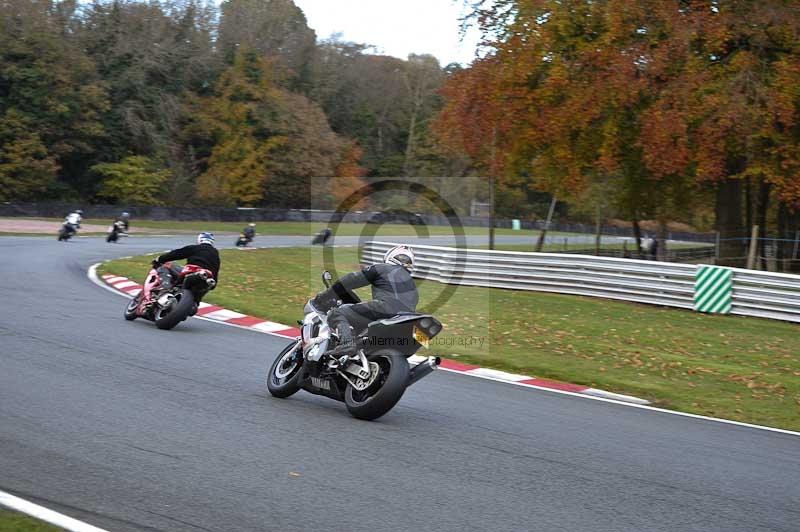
[266,340,303,398]
[153,289,194,330]
[344,350,409,421]
[124,294,140,321]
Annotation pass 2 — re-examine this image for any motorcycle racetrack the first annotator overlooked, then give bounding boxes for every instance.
[1,235,799,532]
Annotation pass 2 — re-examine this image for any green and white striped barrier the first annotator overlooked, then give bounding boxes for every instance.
[694,265,732,314]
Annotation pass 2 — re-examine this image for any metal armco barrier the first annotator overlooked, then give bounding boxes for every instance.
[362,241,800,324]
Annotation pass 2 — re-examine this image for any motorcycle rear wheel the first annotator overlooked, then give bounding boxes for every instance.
[344,351,409,421]
[154,289,194,330]
[267,340,303,398]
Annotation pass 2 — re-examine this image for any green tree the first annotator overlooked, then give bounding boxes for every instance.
[0,0,108,197]
[218,0,316,92]
[0,111,59,201]
[78,0,218,200]
[93,156,171,205]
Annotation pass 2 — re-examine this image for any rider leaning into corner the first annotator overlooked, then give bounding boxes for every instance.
[64,209,83,229]
[116,211,130,232]
[243,223,256,240]
[312,245,418,357]
[152,232,221,297]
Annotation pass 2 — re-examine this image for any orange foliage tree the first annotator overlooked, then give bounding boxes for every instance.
[437,0,800,263]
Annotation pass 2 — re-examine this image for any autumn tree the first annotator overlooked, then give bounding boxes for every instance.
[188,48,349,207]
[439,0,800,264]
[188,50,284,205]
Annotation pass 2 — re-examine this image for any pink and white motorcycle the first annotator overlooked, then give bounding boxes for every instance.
[124,262,216,330]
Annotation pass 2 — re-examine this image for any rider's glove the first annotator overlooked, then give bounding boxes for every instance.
[312,288,339,312]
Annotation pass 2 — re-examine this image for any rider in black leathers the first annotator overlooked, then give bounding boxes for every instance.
[313,245,417,356]
[152,232,220,290]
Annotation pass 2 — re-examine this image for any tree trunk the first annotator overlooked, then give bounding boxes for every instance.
[594,206,601,256]
[777,203,788,272]
[757,181,770,270]
[789,209,800,273]
[715,178,745,266]
[632,216,642,259]
[402,103,418,178]
[745,177,753,235]
[656,219,667,261]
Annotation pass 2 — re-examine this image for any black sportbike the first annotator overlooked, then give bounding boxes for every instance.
[266,271,442,420]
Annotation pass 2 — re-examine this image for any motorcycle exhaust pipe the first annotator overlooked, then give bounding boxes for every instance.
[408,356,441,386]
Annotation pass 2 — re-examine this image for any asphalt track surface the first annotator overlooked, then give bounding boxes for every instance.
[1,235,799,532]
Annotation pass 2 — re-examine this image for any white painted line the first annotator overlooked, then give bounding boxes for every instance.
[104,276,127,284]
[583,388,651,405]
[466,367,531,382]
[125,288,141,296]
[87,264,800,437]
[0,490,111,532]
[202,309,246,321]
[88,264,134,299]
[111,280,138,290]
[437,367,800,437]
[252,321,293,333]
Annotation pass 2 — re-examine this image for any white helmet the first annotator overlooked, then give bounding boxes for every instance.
[383,245,415,271]
[197,232,215,246]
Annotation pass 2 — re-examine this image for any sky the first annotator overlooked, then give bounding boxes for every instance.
[292,0,483,66]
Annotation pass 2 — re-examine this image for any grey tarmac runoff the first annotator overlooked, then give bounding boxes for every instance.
[0,235,798,532]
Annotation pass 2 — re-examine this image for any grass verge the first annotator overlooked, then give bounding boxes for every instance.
[99,246,800,431]
[0,510,61,532]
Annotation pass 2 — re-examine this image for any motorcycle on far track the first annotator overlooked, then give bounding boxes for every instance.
[266,271,443,420]
[106,220,128,243]
[234,232,253,247]
[124,262,216,330]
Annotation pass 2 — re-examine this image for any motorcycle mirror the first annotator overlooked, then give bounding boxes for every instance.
[322,270,332,288]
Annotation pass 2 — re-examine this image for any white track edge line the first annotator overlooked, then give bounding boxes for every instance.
[436,367,800,437]
[88,264,800,438]
[0,490,111,532]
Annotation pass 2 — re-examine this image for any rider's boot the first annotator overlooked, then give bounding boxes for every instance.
[326,323,357,359]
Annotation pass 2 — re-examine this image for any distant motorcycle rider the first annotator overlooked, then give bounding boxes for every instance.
[243,223,255,240]
[152,232,220,292]
[62,209,83,235]
[116,212,130,232]
[313,245,418,357]
[65,209,82,226]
